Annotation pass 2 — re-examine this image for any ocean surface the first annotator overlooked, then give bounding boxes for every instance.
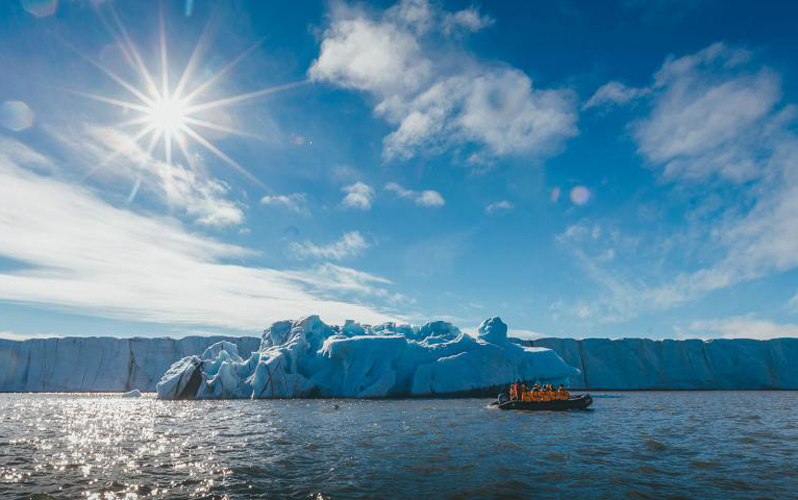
[1,392,798,499]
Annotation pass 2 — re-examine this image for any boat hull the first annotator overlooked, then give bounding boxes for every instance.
[497,394,593,411]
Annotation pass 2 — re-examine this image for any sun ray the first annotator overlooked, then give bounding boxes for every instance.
[56,36,155,107]
[108,5,160,99]
[174,131,195,170]
[70,6,309,189]
[115,116,153,128]
[63,88,151,113]
[159,2,170,100]
[80,123,158,183]
[184,80,309,113]
[172,17,215,100]
[164,130,173,165]
[181,39,264,105]
[127,130,162,205]
[182,116,267,140]
[126,176,142,204]
[180,125,266,187]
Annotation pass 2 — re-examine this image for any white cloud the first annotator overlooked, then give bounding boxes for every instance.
[509,328,547,340]
[485,200,513,214]
[0,142,397,332]
[442,7,495,35]
[260,193,309,214]
[47,125,245,227]
[341,181,375,210]
[0,330,59,341]
[385,182,445,207]
[291,231,369,261]
[584,81,650,109]
[636,54,781,182]
[556,44,798,323]
[309,0,577,163]
[688,316,798,340]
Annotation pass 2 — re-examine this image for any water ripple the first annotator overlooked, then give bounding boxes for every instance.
[1,392,798,498]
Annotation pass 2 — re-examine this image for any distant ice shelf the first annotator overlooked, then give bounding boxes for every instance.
[155,316,579,400]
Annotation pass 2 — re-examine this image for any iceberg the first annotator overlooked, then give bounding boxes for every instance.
[155,316,580,400]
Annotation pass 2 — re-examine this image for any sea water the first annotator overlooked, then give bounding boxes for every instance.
[1,392,797,498]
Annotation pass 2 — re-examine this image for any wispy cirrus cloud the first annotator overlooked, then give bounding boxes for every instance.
[290,231,370,261]
[564,43,798,324]
[685,316,798,340]
[0,138,397,331]
[309,0,577,164]
[48,125,246,227]
[260,192,310,215]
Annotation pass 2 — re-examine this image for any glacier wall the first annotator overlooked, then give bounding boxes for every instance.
[519,337,798,390]
[0,336,260,392]
[3,334,797,393]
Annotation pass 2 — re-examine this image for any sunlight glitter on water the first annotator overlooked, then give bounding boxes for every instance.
[2,392,798,498]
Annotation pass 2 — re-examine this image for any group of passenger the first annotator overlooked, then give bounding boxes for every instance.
[509,381,569,402]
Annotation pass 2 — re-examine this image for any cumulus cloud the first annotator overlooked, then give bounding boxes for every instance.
[485,200,513,214]
[385,182,445,207]
[309,0,577,163]
[260,192,309,214]
[291,231,370,261]
[0,140,397,331]
[341,182,375,210]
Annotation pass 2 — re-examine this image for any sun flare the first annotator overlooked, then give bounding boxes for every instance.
[67,5,307,195]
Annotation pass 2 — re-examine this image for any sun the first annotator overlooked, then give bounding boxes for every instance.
[67,4,308,193]
[148,97,187,135]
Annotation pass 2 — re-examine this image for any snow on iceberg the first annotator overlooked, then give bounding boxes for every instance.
[155,316,580,400]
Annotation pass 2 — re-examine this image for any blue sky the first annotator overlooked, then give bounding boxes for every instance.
[2,0,798,340]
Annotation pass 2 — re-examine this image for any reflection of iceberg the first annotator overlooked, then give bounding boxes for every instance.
[156,315,580,400]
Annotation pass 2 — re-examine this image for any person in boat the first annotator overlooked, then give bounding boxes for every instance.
[531,383,541,401]
[558,384,570,400]
[511,381,521,401]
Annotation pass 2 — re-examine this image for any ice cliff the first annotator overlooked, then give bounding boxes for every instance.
[0,336,260,392]
[521,337,798,390]
[3,329,797,394]
[155,316,579,399]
